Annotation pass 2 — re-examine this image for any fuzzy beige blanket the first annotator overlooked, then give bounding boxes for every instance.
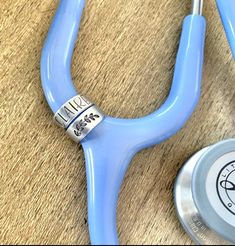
[0,0,234,244]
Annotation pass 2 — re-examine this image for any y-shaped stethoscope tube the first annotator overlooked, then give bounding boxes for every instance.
[41,0,206,244]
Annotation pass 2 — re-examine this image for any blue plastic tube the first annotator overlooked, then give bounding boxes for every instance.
[216,0,235,60]
[41,0,206,244]
[41,0,85,113]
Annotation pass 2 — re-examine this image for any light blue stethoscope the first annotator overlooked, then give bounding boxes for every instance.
[41,0,235,245]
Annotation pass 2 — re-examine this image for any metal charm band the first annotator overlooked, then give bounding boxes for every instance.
[54,95,93,128]
[54,95,104,142]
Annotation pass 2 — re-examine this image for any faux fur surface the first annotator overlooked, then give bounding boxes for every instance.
[0,0,234,244]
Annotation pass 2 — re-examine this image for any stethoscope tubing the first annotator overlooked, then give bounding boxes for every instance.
[216,0,235,60]
[41,0,207,244]
[41,0,85,113]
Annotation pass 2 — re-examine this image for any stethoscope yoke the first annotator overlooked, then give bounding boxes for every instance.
[40,0,235,244]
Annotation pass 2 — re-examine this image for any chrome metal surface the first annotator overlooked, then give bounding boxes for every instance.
[174,147,232,245]
[192,140,235,244]
[54,95,104,142]
[192,0,203,15]
[54,95,93,129]
[66,105,104,142]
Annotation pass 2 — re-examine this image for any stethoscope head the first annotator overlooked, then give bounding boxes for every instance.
[174,139,235,245]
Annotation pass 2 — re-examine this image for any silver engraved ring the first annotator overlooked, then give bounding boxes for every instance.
[54,95,104,142]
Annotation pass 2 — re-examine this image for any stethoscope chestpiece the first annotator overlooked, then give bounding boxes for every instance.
[174,139,235,245]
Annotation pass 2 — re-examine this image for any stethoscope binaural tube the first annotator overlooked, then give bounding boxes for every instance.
[216,0,235,60]
[41,0,85,113]
[41,0,206,245]
[192,0,203,15]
